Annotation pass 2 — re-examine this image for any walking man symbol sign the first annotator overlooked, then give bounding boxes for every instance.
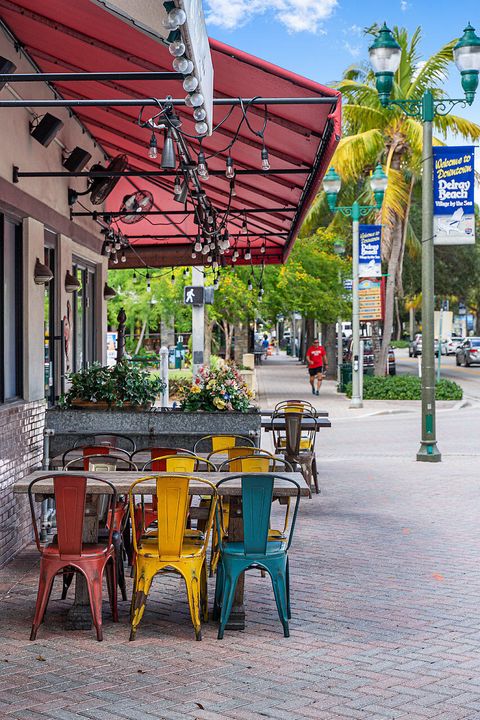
[183,286,204,305]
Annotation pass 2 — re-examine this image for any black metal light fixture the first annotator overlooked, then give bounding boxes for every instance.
[62,146,92,172]
[161,128,176,169]
[33,258,53,284]
[30,113,64,147]
[104,282,117,300]
[65,270,80,293]
[0,56,17,90]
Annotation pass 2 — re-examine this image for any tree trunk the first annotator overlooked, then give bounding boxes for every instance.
[321,322,337,379]
[375,219,403,375]
[204,317,213,366]
[395,296,402,340]
[304,318,315,363]
[134,319,147,356]
[234,322,249,364]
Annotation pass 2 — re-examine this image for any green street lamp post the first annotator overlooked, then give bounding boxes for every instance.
[369,22,480,462]
[323,165,388,408]
[333,238,346,388]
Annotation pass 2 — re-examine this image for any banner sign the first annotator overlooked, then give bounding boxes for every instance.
[359,224,382,277]
[433,145,475,245]
[359,278,383,321]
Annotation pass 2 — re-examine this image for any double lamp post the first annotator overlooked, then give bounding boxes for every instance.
[325,22,480,461]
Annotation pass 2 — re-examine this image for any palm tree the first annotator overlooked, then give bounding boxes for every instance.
[309,26,480,374]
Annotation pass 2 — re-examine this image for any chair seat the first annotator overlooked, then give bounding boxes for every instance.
[222,540,286,557]
[138,535,204,559]
[277,438,313,450]
[41,543,111,559]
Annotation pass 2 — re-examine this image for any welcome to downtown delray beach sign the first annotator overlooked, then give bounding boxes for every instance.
[433,145,475,245]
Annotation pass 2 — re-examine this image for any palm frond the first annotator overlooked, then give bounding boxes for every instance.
[433,113,480,142]
[380,167,411,227]
[342,104,387,133]
[332,129,384,180]
[406,39,456,97]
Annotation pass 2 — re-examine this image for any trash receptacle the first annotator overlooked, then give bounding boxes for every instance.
[338,363,352,393]
[175,339,184,369]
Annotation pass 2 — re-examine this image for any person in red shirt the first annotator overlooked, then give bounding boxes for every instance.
[306,338,328,395]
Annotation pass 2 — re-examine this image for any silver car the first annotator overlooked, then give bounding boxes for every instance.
[456,337,480,366]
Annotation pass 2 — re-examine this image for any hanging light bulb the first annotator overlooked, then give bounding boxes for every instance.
[214,279,219,290]
[172,56,192,74]
[194,234,202,253]
[121,250,126,263]
[223,230,230,249]
[171,269,175,284]
[207,254,212,263]
[212,259,218,270]
[112,254,119,265]
[104,242,112,255]
[225,155,235,179]
[209,240,216,250]
[232,250,238,263]
[193,107,207,121]
[191,250,197,259]
[241,217,248,235]
[244,244,252,261]
[163,7,187,29]
[230,179,236,197]
[169,39,186,57]
[188,92,204,107]
[197,150,209,180]
[183,267,189,278]
[183,75,198,92]
[260,286,265,296]
[195,121,208,136]
[261,146,270,171]
[146,271,151,292]
[132,270,137,283]
[201,244,209,255]
[257,291,263,302]
[148,132,158,159]
[248,277,253,291]
[173,175,182,196]
[260,242,266,254]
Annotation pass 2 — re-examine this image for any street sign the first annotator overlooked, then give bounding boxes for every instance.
[433,145,475,245]
[359,225,382,277]
[359,278,383,321]
[343,278,353,290]
[184,286,204,305]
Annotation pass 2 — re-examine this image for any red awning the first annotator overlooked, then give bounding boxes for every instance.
[0,0,341,266]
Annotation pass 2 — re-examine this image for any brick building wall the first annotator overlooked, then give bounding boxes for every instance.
[0,400,45,567]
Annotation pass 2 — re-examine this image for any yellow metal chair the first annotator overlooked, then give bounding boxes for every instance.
[193,434,255,456]
[128,474,217,641]
[272,408,317,452]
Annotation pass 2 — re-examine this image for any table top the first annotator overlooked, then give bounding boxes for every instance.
[261,409,329,418]
[15,471,309,496]
[262,417,331,430]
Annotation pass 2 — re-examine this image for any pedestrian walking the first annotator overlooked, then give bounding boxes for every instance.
[262,334,269,360]
[306,338,328,395]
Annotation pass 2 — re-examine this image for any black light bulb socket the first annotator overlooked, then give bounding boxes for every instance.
[261,147,269,161]
[149,132,157,150]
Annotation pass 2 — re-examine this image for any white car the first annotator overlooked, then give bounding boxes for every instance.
[441,336,463,355]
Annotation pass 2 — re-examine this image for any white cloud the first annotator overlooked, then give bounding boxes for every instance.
[205,0,338,34]
[400,0,408,11]
[344,41,361,58]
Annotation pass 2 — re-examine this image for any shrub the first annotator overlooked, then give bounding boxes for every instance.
[345,375,462,401]
[390,340,410,349]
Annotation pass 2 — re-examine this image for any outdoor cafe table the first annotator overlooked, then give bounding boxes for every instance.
[15,470,308,631]
[262,416,332,431]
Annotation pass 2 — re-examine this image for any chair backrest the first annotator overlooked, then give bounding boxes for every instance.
[218,454,293,472]
[63,453,138,471]
[216,474,301,555]
[128,474,217,558]
[130,447,194,471]
[193,434,255,455]
[62,445,131,470]
[28,473,117,556]
[275,399,317,416]
[142,454,197,473]
[72,433,136,453]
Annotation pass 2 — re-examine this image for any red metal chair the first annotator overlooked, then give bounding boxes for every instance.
[28,473,118,642]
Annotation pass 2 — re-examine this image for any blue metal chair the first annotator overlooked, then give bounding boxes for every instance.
[213,473,301,639]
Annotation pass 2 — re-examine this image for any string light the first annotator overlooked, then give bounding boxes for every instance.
[197,150,209,180]
[244,243,252,261]
[132,270,137,283]
[225,155,234,179]
[121,250,126,263]
[148,132,157,159]
[261,146,270,171]
[146,271,151,292]
[171,269,175,284]
[248,277,253,291]
[230,179,237,197]
[183,267,189,278]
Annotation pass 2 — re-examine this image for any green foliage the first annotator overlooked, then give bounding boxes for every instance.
[390,340,409,348]
[208,268,256,326]
[179,364,252,412]
[345,375,462,400]
[62,361,166,407]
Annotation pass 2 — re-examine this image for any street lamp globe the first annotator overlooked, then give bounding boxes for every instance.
[369,164,388,208]
[322,167,341,210]
[369,23,402,106]
[454,23,480,105]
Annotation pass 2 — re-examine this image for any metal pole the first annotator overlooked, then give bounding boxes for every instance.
[437,306,443,383]
[417,91,441,461]
[0,96,338,109]
[337,270,343,388]
[191,266,205,377]
[14,168,309,180]
[159,346,169,407]
[350,204,363,408]
[1,71,183,82]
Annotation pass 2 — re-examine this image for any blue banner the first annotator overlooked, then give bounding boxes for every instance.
[359,224,381,277]
[433,145,475,245]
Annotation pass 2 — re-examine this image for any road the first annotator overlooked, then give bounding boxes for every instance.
[395,347,480,401]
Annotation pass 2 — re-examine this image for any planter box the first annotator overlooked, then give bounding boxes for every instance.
[46,407,261,457]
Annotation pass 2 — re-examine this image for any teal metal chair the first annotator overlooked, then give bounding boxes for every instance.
[213,473,301,639]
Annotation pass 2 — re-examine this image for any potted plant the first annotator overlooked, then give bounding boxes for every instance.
[178,364,253,412]
[61,360,165,410]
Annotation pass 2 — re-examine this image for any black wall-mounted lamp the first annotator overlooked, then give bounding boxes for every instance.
[65,270,80,293]
[63,146,92,172]
[34,258,53,285]
[30,113,64,147]
[0,56,17,90]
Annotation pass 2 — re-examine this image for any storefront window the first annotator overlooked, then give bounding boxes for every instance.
[72,262,96,371]
[43,237,56,405]
[1,216,22,402]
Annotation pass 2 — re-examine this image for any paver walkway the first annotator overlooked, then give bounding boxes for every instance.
[1,356,480,719]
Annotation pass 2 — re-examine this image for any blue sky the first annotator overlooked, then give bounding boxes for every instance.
[205,0,480,130]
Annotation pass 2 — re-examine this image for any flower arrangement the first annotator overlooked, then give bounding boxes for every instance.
[179,364,252,412]
[61,361,166,408]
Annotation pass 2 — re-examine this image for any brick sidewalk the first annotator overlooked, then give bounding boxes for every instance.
[1,358,480,719]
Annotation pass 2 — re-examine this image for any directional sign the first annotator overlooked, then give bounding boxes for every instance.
[184,286,204,305]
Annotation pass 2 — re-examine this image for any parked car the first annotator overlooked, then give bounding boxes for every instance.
[455,337,480,366]
[345,338,396,375]
[408,334,439,357]
[441,335,463,355]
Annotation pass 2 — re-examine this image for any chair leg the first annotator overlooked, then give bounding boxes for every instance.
[312,455,320,494]
[183,569,203,640]
[200,561,209,623]
[122,516,133,566]
[217,568,241,640]
[30,562,57,640]
[130,567,154,641]
[112,531,127,601]
[61,568,74,600]
[212,560,223,621]
[84,568,105,642]
[286,557,291,620]
[269,566,290,638]
[105,557,119,622]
